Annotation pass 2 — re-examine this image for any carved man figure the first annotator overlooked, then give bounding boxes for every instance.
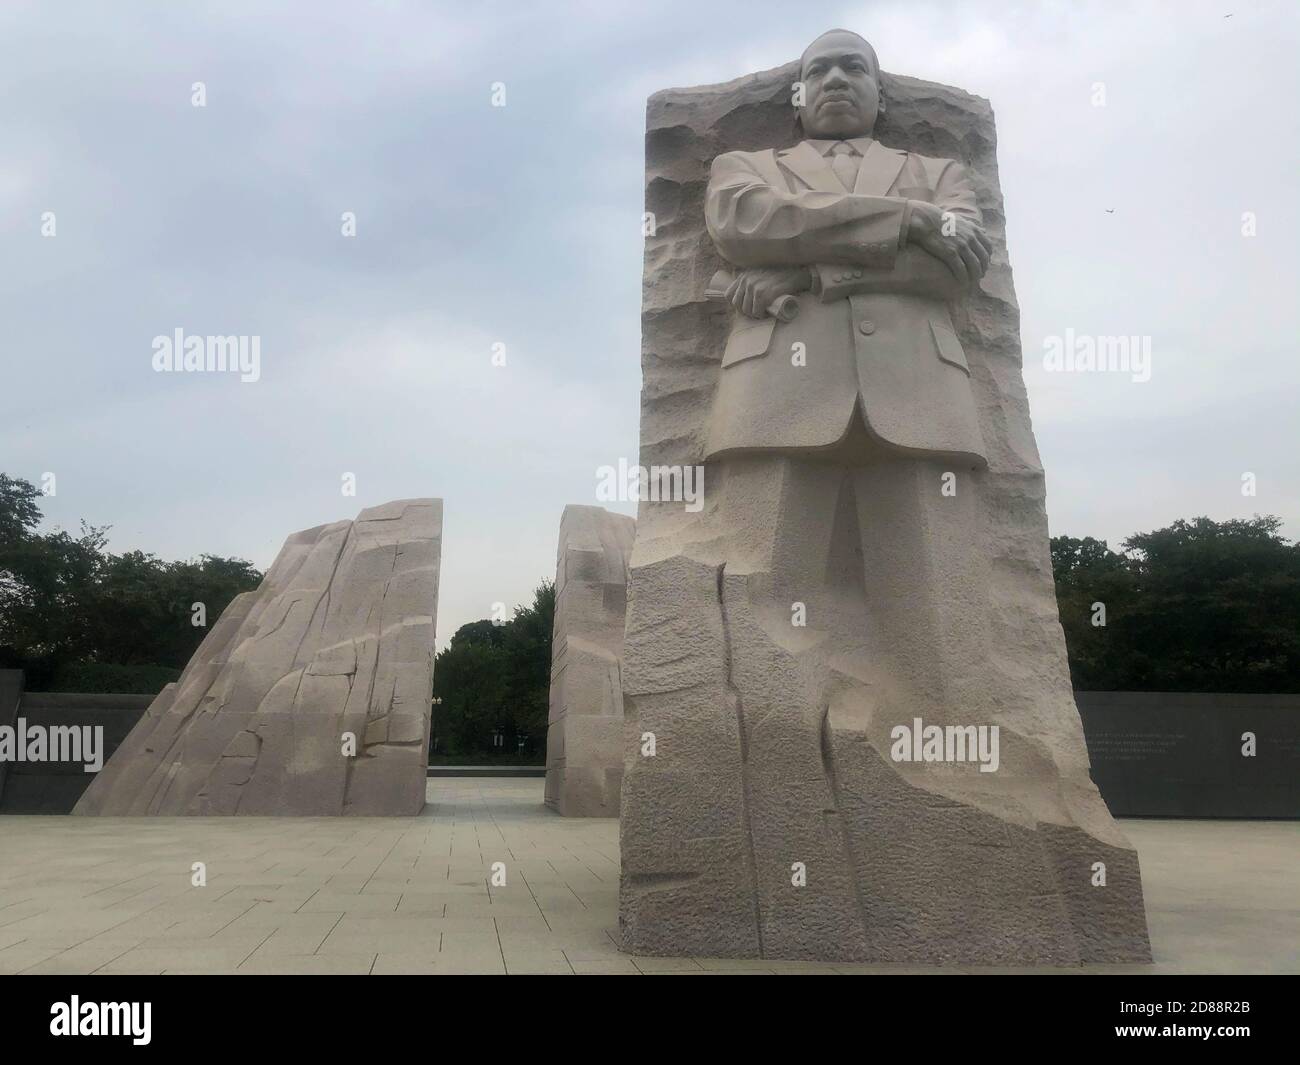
[640,27,1013,961]
[700,28,997,742]
[706,28,992,465]
[620,27,1151,964]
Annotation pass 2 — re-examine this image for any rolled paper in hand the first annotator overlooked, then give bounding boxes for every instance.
[705,269,800,322]
[767,293,799,321]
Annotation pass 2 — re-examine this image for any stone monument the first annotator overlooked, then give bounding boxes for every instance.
[619,30,1152,963]
[545,504,636,816]
[75,498,442,816]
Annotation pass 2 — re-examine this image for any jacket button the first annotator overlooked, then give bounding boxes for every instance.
[859,320,875,335]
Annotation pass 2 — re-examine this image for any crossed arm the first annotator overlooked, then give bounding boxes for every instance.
[704,150,992,315]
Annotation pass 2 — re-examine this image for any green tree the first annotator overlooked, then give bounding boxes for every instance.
[86,551,261,667]
[430,579,554,763]
[500,580,556,752]
[0,475,110,680]
[1051,534,1134,691]
[1051,515,1300,692]
[0,474,262,690]
[0,474,41,548]
[431,630,510,755]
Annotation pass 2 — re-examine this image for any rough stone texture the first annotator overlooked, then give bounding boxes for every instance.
[619,63,1152,963]
[545,505,636,816]
[74,499,442,816]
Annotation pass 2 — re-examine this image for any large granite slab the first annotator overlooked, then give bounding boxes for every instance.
[619,44,1151,963]
[74,499,442,816]
[545,504,636,816]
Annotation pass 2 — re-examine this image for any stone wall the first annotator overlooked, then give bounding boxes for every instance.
[0,669,25,804]
[1078,691,1300,818]
[0,690,152,813]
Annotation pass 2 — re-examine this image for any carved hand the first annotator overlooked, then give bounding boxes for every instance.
[726,266,813,318]
[905,201,992,285]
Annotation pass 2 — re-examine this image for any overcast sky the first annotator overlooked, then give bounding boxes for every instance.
[3,0,1297,646]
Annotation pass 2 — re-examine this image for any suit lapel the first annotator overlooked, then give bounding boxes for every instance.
[779,139,909,197]
[777,141,843,195]
[853,140,908,197]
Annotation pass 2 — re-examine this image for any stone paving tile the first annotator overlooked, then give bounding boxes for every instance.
[0,927,33,952]
[217,886,320,909]
[242,930,335,957]
[444,899,543,917]
[0,901,52,930]
[237,951,377,975]
[630,955,706,972]
[0,781,1296,975]
[98,943,260,973]
[318,929,443,955]
[20,938,146,975]
[502,948,574,974]
[564,951,640,974]
[298,891,402,913]
[492,915,554,937]
[0,942,65,974]
[371,952,500,975]
[690,956,852,973]
[0,911,143,949]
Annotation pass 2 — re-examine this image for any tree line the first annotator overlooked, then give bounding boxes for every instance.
[429,586,554,765]
[0,474,260,692]
[2,472,1297,762]
[1051,514,1300,692]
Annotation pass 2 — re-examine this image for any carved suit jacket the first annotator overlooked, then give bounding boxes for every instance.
[703,138,987,466]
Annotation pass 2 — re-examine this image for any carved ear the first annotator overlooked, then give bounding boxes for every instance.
[878,92,887,116]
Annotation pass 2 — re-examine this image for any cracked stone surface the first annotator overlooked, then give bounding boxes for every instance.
[544,505,636,817]
[74,499,442,816]
[619,62,1152,963]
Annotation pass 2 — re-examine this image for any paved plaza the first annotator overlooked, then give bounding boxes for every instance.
[0,778,1295,974]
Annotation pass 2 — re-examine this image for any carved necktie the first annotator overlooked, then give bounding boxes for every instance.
[830,141,860,191]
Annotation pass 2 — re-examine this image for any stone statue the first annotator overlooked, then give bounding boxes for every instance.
[619,29,1152,963]
[545,504,635,816]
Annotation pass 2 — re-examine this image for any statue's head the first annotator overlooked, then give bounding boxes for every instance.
[796,28,882,139]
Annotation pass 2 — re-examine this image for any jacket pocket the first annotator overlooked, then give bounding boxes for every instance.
[721,316,777,368]
[897,185,935,204]
[930,319,970,375]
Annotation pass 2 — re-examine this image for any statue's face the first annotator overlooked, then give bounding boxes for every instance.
[798,32,880,139]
